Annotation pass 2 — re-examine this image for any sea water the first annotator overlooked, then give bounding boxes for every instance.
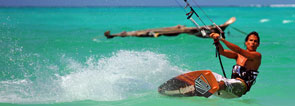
[0,7,295,106]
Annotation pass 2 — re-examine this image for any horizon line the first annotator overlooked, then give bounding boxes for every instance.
[1,4,295,8]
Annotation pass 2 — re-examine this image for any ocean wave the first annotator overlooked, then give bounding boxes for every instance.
[282,20,293,24]
[260,19,269,23]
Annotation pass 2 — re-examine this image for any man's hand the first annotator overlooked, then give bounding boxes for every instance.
[210,33,220,40]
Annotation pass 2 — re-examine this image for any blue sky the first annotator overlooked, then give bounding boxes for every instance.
[0,0,294,7]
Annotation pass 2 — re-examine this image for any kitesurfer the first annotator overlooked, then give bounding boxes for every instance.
[209,32,261,98]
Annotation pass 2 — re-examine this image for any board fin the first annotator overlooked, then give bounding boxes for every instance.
[158,70,219,98]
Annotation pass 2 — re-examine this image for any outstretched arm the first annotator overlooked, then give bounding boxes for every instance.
[210,33,261,60]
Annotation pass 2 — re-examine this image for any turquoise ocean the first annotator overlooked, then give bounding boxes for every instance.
[0,7,295,106]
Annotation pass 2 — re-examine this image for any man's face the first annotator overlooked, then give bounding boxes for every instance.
[245,35,259,51]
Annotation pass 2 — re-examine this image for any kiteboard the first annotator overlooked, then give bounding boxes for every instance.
[158,70,219,98]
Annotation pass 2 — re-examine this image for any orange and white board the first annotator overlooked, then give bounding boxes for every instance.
[158,70,219,98]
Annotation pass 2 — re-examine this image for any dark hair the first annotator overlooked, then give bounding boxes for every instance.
[245,31,260,44]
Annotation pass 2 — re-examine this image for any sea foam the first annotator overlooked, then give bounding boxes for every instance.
[0,50,185,103]
[282,20,293,24]
[260,19,269,23]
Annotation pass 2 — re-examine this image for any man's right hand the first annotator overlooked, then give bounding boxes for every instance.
[210,33,220,39]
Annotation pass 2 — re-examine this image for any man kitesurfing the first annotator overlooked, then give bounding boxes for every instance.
[209,32,261,98]
[158,0,262,98]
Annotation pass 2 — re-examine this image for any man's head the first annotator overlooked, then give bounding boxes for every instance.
[245,31,260,51]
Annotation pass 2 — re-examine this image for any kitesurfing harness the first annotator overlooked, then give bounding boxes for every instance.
[176,0,227,78]
[231,64,259,91]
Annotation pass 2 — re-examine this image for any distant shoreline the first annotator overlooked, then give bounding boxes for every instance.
[1,5,295,8]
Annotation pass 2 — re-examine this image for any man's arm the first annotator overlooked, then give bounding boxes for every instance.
[216,41,238,59]
[210,33,261,60]
[219,37,261,60]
